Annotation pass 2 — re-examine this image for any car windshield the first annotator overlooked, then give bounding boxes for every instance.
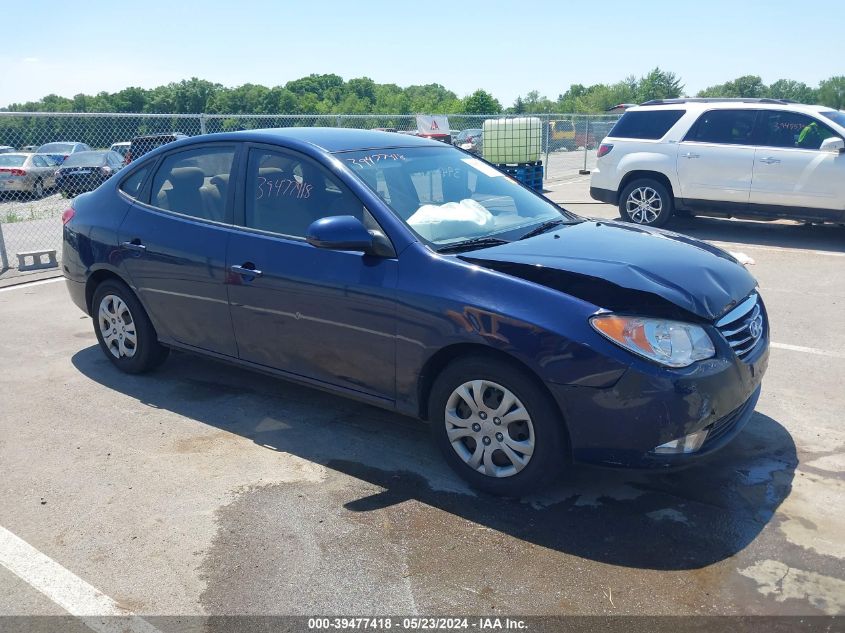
[63,152,106,167]
[820,110,845,131]
[0,155,26,167]
[340,146,572,247]
[38,143,76,153]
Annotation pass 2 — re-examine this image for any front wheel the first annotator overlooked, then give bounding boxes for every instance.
[429,356,567,496]
[619,178,674,227]
[92,279,169,374]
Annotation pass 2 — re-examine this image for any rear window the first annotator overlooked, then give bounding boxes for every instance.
[0,155,26,167]
[63,152,106,167]
[131,136,178,160]
[608,110,685,140]
[38,142,75,154]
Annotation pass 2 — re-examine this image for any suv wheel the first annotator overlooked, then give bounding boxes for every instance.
[619,179,673,227]
[429,356,566,496]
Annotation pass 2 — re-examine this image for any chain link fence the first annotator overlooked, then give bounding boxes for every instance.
[0,112,621,272]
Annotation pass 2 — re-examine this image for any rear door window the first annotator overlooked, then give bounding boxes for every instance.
[608,110,685,139]
[119,164,152,199]
[684,110,758,145]
[150,146,236,223]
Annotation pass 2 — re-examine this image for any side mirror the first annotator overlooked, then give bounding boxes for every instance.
[306,215,394,257]
[820,137,845,153]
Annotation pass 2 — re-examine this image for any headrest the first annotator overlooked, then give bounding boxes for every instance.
[258,167,285,179]
[169,167,204,189]
[210,174,229,188]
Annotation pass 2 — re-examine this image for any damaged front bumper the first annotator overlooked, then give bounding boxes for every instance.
[548,337,769,468]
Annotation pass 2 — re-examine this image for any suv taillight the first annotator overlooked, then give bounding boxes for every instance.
[597,143,614,158]
[61,207,75,225]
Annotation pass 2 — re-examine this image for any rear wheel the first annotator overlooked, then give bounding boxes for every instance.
[429,356,567,496]
[619,178,673,227]
[92,279,169,374]
[31,179,44,199]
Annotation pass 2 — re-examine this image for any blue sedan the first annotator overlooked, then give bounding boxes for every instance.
[62,129,769,496]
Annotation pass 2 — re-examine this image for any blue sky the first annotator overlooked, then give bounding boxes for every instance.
[3,0,843,108]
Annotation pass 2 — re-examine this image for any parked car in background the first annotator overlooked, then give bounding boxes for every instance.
[0,146,15,154]
[373,127,397,133]
[452,128,483,154]
[0,152,59,199]
[63,128,769,496]
[414,130,451,144]
[20,145,38,152]
[547,119,576,151]
[590,98,845,227]
[109,142,131,163]
[36,141,93,163]
[56,150,124,197]
[126,133,189,163]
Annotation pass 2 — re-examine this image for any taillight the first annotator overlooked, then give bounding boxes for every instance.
[0,168,27,176]
[597,143,614,158]
[61,207,75,225]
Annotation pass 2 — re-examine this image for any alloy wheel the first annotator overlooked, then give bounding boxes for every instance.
[625,186,662,224]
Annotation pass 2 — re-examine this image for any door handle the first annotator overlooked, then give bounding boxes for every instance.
[230,264,263,278]
[120,240,146,253]
[759,157,781,164]
[681,152,700,159]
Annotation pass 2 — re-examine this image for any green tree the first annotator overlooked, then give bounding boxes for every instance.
[817,76,845,109]
[636,67,684,102]
[767,79,817,104]
[460,89,502,114]
[698,75,765,98]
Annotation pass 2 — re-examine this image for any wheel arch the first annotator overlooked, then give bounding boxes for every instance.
[416,343,572,454]
[85,268,133,315]
[618,170,676,199]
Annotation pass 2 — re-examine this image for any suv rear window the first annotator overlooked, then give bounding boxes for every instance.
[608,110,685,140]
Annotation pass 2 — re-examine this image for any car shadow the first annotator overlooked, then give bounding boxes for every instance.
[72,345,797,571]
[665,215,845,254]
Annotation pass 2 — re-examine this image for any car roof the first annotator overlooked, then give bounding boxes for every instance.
[226,127,443,152]
[630,100,832,115]
[2,152,33,157]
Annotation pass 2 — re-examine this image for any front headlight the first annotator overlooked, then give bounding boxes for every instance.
[590,314,715,368]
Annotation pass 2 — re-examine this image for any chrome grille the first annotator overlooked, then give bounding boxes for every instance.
[715,294,765,360]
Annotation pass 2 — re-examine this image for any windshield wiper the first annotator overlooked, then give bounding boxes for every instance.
[518,218,568,240]
[437,237,510,253]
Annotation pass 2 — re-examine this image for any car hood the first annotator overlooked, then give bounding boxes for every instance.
[461,220,757,321]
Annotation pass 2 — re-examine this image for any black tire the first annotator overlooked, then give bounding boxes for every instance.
[618,178,674,227]
[91,279,169,374]
[428,355,567,497]
[31,179,44,199]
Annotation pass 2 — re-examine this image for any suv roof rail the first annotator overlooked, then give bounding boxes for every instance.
[639,97,798,106]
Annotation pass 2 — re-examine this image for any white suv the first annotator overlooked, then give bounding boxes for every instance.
[590,98,845,227]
